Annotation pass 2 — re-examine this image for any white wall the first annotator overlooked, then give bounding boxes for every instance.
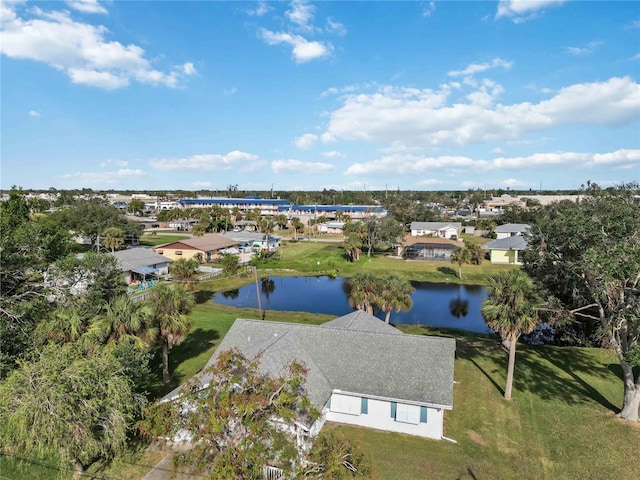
[324,393,444,440]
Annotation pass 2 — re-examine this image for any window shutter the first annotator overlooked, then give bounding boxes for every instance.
[390,402,397,418]
[361,397,368,414]
[420,406,428,423]
[327,398,331,409]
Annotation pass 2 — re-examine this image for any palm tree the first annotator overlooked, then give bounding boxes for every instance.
[377,275,414,324]
[481,269,541,400]
[37,305,90,344]
[149,283,195,381]
[171,258,200,290]
[102,227,124,252]
[451,245,470,279]
[347,272,377,314]
[88,295,153,348]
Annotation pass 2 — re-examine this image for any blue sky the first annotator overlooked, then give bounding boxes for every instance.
[2,0,639,192]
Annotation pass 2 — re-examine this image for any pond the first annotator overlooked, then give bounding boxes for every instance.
[212,276,492,333]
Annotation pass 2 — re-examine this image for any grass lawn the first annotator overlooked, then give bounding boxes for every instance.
[139,234,190,246]
[261,240,516,284]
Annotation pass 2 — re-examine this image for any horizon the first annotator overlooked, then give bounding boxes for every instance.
[2,1,639,191]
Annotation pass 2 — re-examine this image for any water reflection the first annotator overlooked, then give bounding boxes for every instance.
[212,276,490,333]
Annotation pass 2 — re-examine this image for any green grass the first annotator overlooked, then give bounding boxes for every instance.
[139,234,190,246]
[261,240,516,284]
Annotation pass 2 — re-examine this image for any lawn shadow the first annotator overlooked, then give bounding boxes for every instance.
[515,346,620,412]
[437,266,458,277]
[456,339,506,397]
[149,328,220,397]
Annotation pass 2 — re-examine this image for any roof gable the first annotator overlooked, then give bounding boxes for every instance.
[109,248,172,271]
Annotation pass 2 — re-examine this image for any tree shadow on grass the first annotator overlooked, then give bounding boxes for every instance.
[437,266,458,278]
[149,328,220,398]
[456,338,621,413]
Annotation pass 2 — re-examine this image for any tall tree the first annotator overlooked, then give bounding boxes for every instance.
[88,295,154,348]
[481,269,541,400]
[102,226,124,252]
[127,198,145,214]
[343,222,365,262]
[171,258,200,290]
[451,245,471,279]
[139,350,332,479]
[377,275,414,324]
[346,272,378,314]
[0,344,145,474]
[523,184,640,421]
[149,283,195,381]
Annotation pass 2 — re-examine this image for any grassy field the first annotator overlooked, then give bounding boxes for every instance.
[139,233,190,246]
[260,240,515,284]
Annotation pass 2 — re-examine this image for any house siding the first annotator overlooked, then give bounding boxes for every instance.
[324,393,444,440]
[490,249,522,265]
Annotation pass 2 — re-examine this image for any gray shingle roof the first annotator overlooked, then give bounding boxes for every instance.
[486,236,528,250]
[163,311,456,412]
[108,248,172,272]
[410,222,462,231]
[494,223,531,233]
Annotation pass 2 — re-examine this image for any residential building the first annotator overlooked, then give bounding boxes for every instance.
[494,223,531,239]
[397,235,463,261]
[410,222,462,240]
[108,248,172,284]
[485,236,528,264]
[154,234,239,262]
[163,311,455,443]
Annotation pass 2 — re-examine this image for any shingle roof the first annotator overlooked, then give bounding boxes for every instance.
[163,311,456,412]
[486,236,528,250]
[494,223,531,233]
[108,248,172,271]
[411,222,462,231]
[160,234,239,252]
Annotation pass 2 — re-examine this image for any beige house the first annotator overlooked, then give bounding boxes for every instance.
[154,234,239,262]
[485,236,528,264]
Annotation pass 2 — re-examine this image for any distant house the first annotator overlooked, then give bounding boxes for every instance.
[494,223,531,239]
[317,221,345,234]
[109,248,172,284]
[397,235,463,261]
[410,222,462,240]
[485,236,528,264]
[162,310,456,442]
[224,231,281,252]
[168,218,198,231]
[154,234,239,262]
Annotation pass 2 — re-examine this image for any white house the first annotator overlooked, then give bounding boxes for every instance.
[163,311,456,442]
[494,223,531,240]
[410,222,462,240]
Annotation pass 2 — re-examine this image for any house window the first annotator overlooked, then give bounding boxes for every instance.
[157,250,163,254]
[175,251,183,255]
[391,402,421,424]
[330,394,361,416]
[361,397,368,415]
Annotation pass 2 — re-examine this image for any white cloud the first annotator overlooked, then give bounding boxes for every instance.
[416,178,444,186]
[0,4,195,89]
[564,41,602,56]
[322,151,345,158]
[272,159,335,174]
[65,0,107,15]
[182,62,196,76]
[322,77,640,148]
[448,58,512,77]
[341,149,639,180]
[191,181,212,188]
[224,86,238,95]
[422,1,436,18]
[293,133,318,150]
[28,109,40,117]
[247,1,271,17]
[259,29,331,63]
[496,0,565,22]
[286,0,315,31]
[149,151,260,171]
[326,17,347,36]
[100,159,128,167]
[59,168,146,185]
[490,147,504,154]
